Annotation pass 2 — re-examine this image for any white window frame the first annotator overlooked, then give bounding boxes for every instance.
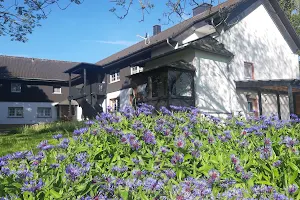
[110,97,119,112]
[8,107,23,118]
[11,83,21,93]
[110,71,120,83]
[131,66,143,75]
[37,107,52,118]
[244,62,254,80]
[53,86,62,94]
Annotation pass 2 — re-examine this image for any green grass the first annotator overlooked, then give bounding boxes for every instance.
[0,121,83,156]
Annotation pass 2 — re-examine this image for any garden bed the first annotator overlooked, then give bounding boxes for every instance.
[0,104,299,199]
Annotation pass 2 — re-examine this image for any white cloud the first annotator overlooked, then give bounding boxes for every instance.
[82,40,136,46]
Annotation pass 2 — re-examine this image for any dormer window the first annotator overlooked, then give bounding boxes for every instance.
[11,83,21,93]
[53,86,61,94]
[110,71,120,83]
[131,66,143,75]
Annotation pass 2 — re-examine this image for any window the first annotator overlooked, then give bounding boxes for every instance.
[110,97,120,112]
[110,71,120,83]
[247,101,253,112]
[11,83,21,93]
[152,72,168,98]
[131,66,143,75]
[37,107,52,118]
[244,62,254,79]
[169,70,193,97]
[8,107,23,118]
[53,86,61,94]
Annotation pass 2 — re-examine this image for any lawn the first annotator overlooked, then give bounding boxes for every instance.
[0,121,82,156]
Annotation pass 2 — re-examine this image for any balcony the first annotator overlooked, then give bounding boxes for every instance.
[69,83,106,100]
[91,83,106,96]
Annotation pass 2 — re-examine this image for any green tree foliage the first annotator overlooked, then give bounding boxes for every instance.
[279,0,300,35]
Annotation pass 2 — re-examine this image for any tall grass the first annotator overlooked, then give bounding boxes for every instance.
[0,121,82,156]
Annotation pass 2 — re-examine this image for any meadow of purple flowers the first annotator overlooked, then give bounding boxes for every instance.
[0,104,300,199]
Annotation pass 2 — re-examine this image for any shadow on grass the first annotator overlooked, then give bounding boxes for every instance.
[0,121,84,156]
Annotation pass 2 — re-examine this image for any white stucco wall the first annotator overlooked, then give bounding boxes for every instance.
[106,89,131,111]
[0,102,58,125]
[191,2,298,119]
[0,102,83,124]
[194,51,232,114]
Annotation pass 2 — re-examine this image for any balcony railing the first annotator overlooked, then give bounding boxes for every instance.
[69,83,106,100]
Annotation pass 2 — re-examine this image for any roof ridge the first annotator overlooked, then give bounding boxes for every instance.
[0,55,79,64]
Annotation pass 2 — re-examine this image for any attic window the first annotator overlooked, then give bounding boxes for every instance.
[244,62,254,80]
[53,86,61,94]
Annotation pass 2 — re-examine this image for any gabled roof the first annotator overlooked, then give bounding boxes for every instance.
[96,0,300,67]
[0,55,79,81]
[96,0,241,67]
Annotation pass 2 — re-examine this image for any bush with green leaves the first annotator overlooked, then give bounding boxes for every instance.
[0,104,300,199]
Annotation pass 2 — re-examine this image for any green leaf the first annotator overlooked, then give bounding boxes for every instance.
[288,162,300,173]
[50,189,62,199]
[119,190,129,200]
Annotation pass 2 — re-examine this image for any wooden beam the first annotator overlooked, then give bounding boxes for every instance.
[148,76,152,99]
[68,73,72,119]
[276,93,281,120]
[288,84,295,116]
[258,91,263,116]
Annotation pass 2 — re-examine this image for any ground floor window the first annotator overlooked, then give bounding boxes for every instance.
[247,101,253,112]
[110,97,120,112]
[8,107,23,118]
[37,107,52,118]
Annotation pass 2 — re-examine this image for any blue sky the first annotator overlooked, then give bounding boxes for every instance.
[0,1,197,63]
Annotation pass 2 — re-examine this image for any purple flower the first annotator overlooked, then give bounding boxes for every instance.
[164,169,176,179]
[21,178,44,193]
[280,136,299,148]
[65,164,82,181]
[143,177,164,191]
[171,152,184,165]
[112,166,128,173]
[239,139,249,148]
[192,139,202,148]
[75,152,87,165]
[259,146,273,160]
[160,106,172,116]
[53,134,62,140]
[273,192,290,200]
[132,121,144,130]
[73,127,88,136]
[50,164,60,169]
[273,160,282,167]
[1,167,11,176]
[85,120,94,127]
[57,154,66,162]
[41,145,54,151]
[130,139,141,150]
[174,136,185,148]
[143,130,156,144]
[190,149,201,158]
[288,184,298,194]
[264,138,272,146]
[16,169,33,180]
[0,160,8,167]
[234,165,244,173]
[236,121,245,126]
[37,140,49,150]
[208,135,215,144]
[160,147,170,154]
[208,169,220,183]
[230,154,240,165]
[220,179,236,188]
[132,169,146,177]
[241,171,253,180]
[132,158,140,164]
[163,128,172,136]
[224,130,232,140]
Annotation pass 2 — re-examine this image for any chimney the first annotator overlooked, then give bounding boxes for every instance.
[193,3,212,16]
[153,25,161,36]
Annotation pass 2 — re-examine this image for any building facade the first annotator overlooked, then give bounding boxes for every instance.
[0,56,82,128]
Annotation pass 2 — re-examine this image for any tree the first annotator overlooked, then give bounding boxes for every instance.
[0,0,219,42]
[279,0,300,35]
[2,0,300,43]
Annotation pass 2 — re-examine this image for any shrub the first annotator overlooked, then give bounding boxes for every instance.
[0,105,300,199]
